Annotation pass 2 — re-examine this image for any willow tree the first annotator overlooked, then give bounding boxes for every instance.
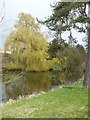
[39,2,90,87]
[4,13,50,71]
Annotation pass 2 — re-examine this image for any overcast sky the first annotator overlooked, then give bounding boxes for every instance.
[0,0,85,49]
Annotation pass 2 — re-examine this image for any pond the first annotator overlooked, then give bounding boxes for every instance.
[1,70,80,103]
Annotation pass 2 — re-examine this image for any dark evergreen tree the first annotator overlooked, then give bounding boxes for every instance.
[39,2,90,87]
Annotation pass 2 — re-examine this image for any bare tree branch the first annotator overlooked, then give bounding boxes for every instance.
[0,0,5,23]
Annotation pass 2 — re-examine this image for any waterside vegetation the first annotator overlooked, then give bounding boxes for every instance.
[2,80,88,118]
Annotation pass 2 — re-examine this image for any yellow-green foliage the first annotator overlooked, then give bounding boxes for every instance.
[51,58,60,71]
[5,61,22,70]
[4,13,51,71]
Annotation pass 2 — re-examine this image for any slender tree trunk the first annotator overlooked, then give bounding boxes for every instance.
[83,2,90,88]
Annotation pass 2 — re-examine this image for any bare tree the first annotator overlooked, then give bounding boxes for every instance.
[0,0,5,23]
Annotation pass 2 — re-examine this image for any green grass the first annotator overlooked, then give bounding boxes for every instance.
[2,80,88,118]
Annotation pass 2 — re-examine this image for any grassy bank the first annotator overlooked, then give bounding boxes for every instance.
[2,80,88,118]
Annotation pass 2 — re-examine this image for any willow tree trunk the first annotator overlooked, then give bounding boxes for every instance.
[83,2,90,88]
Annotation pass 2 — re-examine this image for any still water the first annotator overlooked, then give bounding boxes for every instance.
[1,71,79,103]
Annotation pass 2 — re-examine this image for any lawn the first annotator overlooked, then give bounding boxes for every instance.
[1,80,88,118]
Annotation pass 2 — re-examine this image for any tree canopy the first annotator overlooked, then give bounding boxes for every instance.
[4,13,50,71]
[39,2,90,88]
